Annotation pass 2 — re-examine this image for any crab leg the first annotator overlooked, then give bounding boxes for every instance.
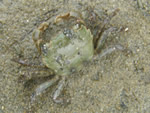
[95,27,117,53]
[95,44,125,59]
[52,77,67,104]
[11,58,48,68]
[100,8,120,30]
[31,76,59,102]
[94,9,120,50]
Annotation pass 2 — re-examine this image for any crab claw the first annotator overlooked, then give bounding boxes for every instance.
[55,11,84,24]
[55,12,70,23]
[32,22,49,54]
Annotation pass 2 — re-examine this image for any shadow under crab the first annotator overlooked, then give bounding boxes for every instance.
[30,8,127,104]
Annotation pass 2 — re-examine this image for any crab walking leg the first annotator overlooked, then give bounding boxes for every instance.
[104,9,120,25]
[11,58,48,68]
[94,9,120,48]
[96,27,117,52]
[53,77,66,104]
[95,44,125,59]
[31,76,59,102]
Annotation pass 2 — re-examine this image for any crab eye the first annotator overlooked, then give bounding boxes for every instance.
[63,28,73,39]
[74,24,80,29]
[41,44,48,55]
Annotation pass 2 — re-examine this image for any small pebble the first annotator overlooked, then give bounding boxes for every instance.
[1,106,4,110]
[124,27,129,32]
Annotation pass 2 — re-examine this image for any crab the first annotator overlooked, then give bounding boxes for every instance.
[31,8,126,104]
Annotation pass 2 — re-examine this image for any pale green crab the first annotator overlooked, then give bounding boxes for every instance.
[31,8,125,104]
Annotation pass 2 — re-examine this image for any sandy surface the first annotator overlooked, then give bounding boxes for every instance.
[0,0,150,113]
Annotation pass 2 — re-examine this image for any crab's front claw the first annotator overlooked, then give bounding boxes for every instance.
[32,22,49,54]
[55,11,84,24]
[55,12,70,23]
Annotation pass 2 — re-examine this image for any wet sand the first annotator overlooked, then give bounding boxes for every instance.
[0,0,150,112]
